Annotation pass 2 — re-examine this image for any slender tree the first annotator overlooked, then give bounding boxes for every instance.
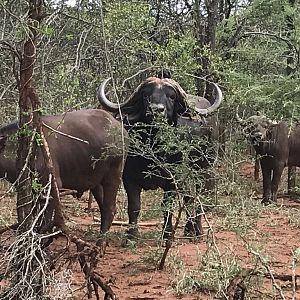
[16,0,44,230]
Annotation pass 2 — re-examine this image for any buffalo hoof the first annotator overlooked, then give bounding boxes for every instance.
[161,230,173,248]
[126,226,139,240]
[121,228,139,248]
[162,229,173,241]
[261,199,276,206]
[96,237,108,257]
[184,223,203,239]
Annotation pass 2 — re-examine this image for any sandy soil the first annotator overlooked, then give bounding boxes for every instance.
[51,196,300,299]
[1,163,300,300]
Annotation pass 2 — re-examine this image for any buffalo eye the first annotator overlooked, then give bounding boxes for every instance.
[142,92,150,101]
[169,93,176,101]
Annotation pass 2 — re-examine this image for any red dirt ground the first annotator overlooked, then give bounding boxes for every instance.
[52,195,300,299]
[1,162,300,299]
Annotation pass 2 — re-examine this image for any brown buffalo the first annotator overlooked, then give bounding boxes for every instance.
[288,123,300,167]
[237,113,289,204]
[0,109,128,234]
[287,123,300,192]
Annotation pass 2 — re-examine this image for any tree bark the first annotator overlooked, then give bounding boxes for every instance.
[288,166,296,195]
[285,0,297,195]
[16,0,44,231]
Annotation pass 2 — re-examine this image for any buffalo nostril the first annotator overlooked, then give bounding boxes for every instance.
[254,132,263,138]
[150,104,165,113]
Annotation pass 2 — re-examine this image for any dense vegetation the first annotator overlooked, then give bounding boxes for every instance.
[1,0,300,299]
[1,0,299,121]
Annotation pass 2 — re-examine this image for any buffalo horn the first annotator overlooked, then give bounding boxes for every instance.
[269,119,278,125]
[194,83,223,115]
[235,106,245,124]
[97,77,135,112]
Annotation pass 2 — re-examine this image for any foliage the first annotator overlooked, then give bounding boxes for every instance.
[1,0,300,298]
[219,0,300,120]
[1,0,300,122]
[168,243,242,296]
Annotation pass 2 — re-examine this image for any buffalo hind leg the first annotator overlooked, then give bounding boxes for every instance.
[271,162,285,203]
[100,177,121,233]
[162,190,175,240]
[91,184,106,253]
[92,174,120,252]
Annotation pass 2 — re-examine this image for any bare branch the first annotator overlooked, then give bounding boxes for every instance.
[42,122,89,144]
[243,31,298,54]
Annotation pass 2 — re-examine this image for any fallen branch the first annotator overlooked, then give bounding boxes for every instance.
[69,234,115,299]
[264,272,300,283]
[226,267,299,300]
[94,217,211,229]
[0,189,80,199]
[0,222,19,234]
[243,268,300,283]
[59,189,79,197]
[101,219,164,227]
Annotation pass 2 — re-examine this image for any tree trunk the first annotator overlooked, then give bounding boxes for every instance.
[193,0,220,100]
[254,155,260,182]
[16,0,44,231]
[285,0,296,195]
[288,166,296,195]
[193,0,225,154]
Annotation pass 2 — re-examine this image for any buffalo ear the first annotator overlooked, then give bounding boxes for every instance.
[166,79,188,115]
[175,94,189,115]
[0,136,7,152]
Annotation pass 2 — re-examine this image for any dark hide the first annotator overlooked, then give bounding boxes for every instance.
[287,123,300,192]
[119,77,189,125]
[288,123,300,168]
[97,77,222,239]
[0,155,17,183]
[0,136,17,183]
[0,109,128,233]
[240,116,289,204]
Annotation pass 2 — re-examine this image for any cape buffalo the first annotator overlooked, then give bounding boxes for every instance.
[287,123,300,193]
[288,123,300,167]
[0,109,128,234]
[237,114,289,204]
[97,77,223,239]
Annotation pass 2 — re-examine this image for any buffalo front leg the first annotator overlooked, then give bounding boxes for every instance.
[91,185,106,252]
[92,180,119,234]
[162,190,175,240]
[183,195,203,238]
[271,162,285,203]
[260,159,272,205]
[184,170,212,238]
[124,182,142,239]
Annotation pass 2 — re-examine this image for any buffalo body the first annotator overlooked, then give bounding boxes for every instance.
[238,114,289,204]
[97,77,223,238]
[0,109,128,233]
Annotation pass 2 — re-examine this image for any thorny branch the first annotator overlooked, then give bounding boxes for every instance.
[0,1,117,299]
[248,248,287,300]
[0,176,61,300]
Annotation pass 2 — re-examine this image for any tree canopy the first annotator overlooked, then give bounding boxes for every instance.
[0,0,299,122]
